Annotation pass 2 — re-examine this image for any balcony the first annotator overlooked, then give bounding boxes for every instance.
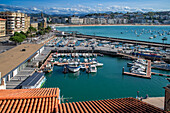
[16,18,20,20]
[8,18,15,20]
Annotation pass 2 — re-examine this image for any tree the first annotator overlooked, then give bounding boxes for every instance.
[14,32,19,36]
[46,26,52,31]
[10,36,23,43]
[20,31,26,36]
[27,26,37,39]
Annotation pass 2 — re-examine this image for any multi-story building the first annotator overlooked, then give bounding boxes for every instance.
[0,11,30,35]
[61,18,68,24]
[69,17,83,24]
[25,16,30,32]
[31,16,47,28]
[96,18,107,24]
[83,18,96,24]
[30,22,38,30]
[0,18,6,37]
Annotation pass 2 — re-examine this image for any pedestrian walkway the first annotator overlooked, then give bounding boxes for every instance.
[143,97,164,110]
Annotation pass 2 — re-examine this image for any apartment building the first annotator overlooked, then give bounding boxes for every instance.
[30,22,38,30]
[25,16,30,32]
[0,18,6,37]
[31,17,47,28]
[69,17,83,24]
[0,11,30,35]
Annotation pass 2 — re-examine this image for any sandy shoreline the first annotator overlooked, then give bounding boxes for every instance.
[50,24,170,27]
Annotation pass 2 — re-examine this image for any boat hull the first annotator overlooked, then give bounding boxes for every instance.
[68,66,81,73]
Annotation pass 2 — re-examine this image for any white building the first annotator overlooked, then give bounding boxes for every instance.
[69,17,83,24]
[108,19,115,24]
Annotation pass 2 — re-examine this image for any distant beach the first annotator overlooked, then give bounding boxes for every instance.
[50,24,170,27]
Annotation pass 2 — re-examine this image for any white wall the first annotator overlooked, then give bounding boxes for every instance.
[13,68,18,77]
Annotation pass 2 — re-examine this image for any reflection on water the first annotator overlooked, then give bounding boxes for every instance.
[63,71,97,79]
[67,71,80,79]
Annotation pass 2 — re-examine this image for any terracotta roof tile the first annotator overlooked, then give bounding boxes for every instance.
[57,98,167,113]
[0,88,60,113]
[0,88,167,113]
[0,88,59,99]
[0,18,6,21]
[69,102,76,113]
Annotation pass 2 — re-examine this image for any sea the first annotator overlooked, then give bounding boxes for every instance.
[56,25,170,44]
[42,26,170,103]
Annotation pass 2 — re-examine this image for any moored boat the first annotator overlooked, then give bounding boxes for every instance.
[67,62,81,73]
[90,65,97,73]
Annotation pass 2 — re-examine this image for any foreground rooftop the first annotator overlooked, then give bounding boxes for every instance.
[0,88,166,113]
[57,97,166,113]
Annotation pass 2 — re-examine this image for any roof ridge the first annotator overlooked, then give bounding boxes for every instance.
[0,95,58,100]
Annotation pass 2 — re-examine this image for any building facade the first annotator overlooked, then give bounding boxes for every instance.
[69,17,83,24]
[30,22,38,30]
[24,16,30,32]
[0,11,30,35]
[0,18,6,37]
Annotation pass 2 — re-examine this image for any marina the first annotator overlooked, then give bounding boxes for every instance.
[42,55,170,102]
[39,28,170,102]
[1,26,170,104]
[1,0,170,111]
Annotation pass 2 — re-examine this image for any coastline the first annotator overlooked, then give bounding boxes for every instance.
[50,24,170,27]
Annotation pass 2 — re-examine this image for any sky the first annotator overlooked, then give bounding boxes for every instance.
[0,0,170,14]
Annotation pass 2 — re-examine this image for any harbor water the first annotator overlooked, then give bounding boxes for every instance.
[56,26,170,44]
[42,55,170,102]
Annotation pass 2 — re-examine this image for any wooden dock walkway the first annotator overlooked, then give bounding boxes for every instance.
[123,60,151,79]
[117,53,144,60]
[151,72,170,77]
[146,60,151,78]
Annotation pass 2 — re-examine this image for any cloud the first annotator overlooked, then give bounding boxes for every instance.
[98,4,103,6]
[0,4,169,15]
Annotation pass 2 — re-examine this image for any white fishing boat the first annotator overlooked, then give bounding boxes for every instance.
[67,62,81,73]
[43,63,53,73]
[53,54,58,58]
[62,59,67,63]
[92,61,103,67]
[90,65,97,73]
[132,70,146,75]
[80,64,86,70]
[134,59,147,66]
[84,58,88,63]
[50,58,55,62]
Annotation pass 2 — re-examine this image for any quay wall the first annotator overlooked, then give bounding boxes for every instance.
[63,33,170,48]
